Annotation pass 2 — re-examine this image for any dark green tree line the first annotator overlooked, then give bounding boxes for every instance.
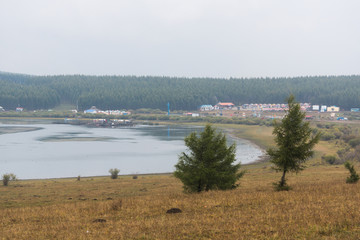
[0,71,359,111]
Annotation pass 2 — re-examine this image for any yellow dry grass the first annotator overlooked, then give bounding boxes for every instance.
[223,124,275,150]
[1,164,360,239]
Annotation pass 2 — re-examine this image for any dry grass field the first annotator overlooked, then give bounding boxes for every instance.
[1,163,360,239]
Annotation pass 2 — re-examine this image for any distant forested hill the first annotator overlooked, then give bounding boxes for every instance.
[0,71,359,111]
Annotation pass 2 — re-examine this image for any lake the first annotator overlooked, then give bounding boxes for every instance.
[0,120,263,179]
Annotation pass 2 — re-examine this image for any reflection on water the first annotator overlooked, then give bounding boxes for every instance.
[0,120,263,179]
[133,125,204,141]
[0,126,43,135]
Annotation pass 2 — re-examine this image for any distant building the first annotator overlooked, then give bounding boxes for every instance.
[199,105,214,111]
[84,106,101,114]
[320,105,327,112]
[351,108,360,112]
[337,117,348,121]
[327,106,340,112]
[0,106,4,111]
[300,103,311,111]
[103,110,131,115]
[16,107,23,112]
[214,102,235,110]
[183,112,199,117]
[312,105,320,111]
[242,103,289,111]
[84,107,131,115]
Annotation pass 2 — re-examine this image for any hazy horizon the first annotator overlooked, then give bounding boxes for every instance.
[1,0,359,78]
[1,70,359,79]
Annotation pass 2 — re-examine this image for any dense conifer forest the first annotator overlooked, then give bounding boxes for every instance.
[0,71,359,111]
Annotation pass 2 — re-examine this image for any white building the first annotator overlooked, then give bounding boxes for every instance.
[199,105,214,111]
[312,105,320,111]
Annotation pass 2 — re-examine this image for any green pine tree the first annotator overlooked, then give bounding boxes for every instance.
[174,124,245,193]
[267,95,320,191]
[344,161,359,184]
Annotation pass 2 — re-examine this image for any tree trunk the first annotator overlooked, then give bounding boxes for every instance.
[280,170,287,187]
[197,179,202,192]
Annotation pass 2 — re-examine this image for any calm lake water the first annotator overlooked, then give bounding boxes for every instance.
[0,120,263,179]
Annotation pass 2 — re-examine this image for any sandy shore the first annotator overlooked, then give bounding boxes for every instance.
[225,129,268,164]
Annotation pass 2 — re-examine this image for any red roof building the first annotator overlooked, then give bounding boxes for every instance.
[214,102,235,109]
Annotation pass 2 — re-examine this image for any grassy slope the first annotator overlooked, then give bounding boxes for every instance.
[1,165,360,239]
[216,123,336,166]
[1,122,358,239]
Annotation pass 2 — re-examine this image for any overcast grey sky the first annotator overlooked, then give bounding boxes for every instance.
[0,0,359,78]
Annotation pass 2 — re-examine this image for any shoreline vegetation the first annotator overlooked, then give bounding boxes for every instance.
[1,117,360,238]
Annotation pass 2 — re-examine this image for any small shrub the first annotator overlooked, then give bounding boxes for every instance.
[320,132,335,141]
[109,168,120,179]
[342,134,357,143]
[333,130,342,139]
[349,138,360,148]
[110,199,123,211]
[157,115,170,120]
[322,155,339,165]
[340,146,360,163]
[344,162,359,184]
[132,175,138,179]
[2,175,10,186]
[337,147,351,158]
[339,126,351,135]
[2,173,17,186]
[273,181,292,191]
[77,175,81,181]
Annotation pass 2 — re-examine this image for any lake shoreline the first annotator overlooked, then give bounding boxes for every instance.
[0,120,265,180]
[225,129,267,164]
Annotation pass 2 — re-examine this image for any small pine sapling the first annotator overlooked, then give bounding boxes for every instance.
[344,162,359,184]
